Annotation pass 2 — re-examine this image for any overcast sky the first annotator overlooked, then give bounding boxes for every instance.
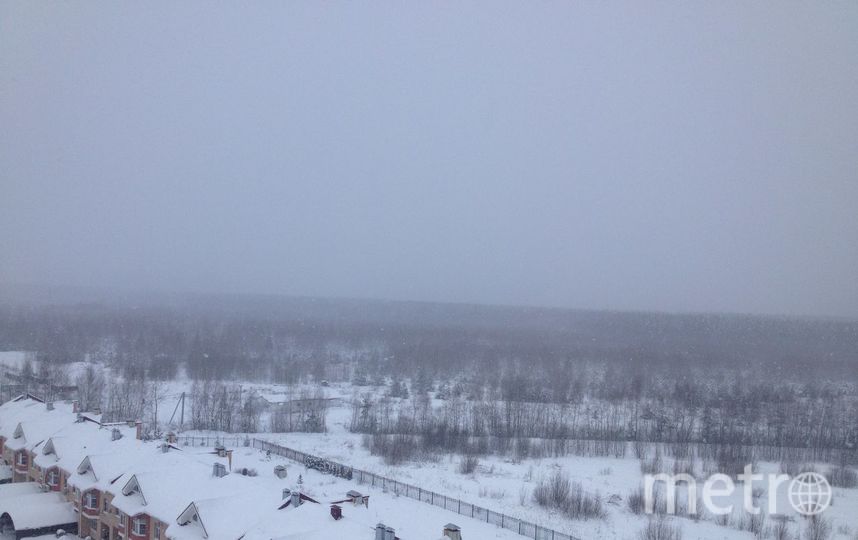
[1,2,857,317]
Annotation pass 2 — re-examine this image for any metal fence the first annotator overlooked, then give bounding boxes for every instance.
[177,435,250,447]
[250,437,580,540]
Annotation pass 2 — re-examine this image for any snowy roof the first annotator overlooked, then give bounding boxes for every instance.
[240,501,372,540]
[34,422,137,471]
[0,398,93,454]
[171,489,280,540]
[0,482,42,499]
[71,442,155,492]
[109,449,247,525]
[0,398,65,442]
[0,491,76,531]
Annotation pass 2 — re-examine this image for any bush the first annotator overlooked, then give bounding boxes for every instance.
[628,486,646,515]
[672,457,696,478]
[364,433,419,465]
[639,516,682,540]
[826,466,858,488]
[458,455,479,474]
[804,515,832,540]
[771,517,793,540]
[533,471,605,520]
[780,461,816,477]
[641,450,665,475]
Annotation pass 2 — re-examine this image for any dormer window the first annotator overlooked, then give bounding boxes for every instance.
[132,517,148,536]
[84,491,98,509]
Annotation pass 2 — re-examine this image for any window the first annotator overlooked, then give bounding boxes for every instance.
[154,521,161,538]
[47,469,59,486]
[132,517,147,536]
[103,497,109,511]
[15,452,27,466]
[84,491,98,509]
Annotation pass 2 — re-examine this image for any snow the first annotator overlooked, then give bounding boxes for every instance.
[4,380,857,540]
[0,491,76,531]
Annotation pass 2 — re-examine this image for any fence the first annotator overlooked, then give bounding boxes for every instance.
[177,435,249,447]
[250,437,580,540]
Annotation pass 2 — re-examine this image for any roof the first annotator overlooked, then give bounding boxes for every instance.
[34,421,137,471]
[0,398,98,454]
[241,501,372,540]
[0,483,42,499]
[71,442,156,492]
[0,491,76,531]
[108,449,247,525]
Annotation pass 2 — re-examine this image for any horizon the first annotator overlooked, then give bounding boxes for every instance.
[2,279,856,323]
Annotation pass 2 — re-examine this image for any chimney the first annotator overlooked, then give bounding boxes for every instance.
[384,526,395,540]
[212,463,227,478]
[46,401,54,411]
[282,488,291,501]
[443,523,462,540]
[291,491,302,508]
[166,432,177,444]
[111,428,122,441]
[135,421,142,440]
[72,400,79,413]
[274,465,288,479]
[330,504,342,520]
[375,524,386,540]
[160,442,170,453]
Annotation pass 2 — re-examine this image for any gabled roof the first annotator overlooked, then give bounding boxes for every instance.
[71,442,154,492]
[1,399,79,452]
[34,422,137,471]
[108,449,246,525]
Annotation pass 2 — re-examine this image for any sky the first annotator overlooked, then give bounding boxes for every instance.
[1,2,857,318]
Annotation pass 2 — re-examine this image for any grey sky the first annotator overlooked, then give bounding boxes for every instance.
[1,2,857,317]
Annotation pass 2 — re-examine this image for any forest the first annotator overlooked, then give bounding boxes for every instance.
[1,289,856,463]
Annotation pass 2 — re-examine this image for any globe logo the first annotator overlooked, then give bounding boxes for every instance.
[788,472,832,516]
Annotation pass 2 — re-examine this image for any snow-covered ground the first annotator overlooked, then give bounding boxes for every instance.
[3,352,855,540]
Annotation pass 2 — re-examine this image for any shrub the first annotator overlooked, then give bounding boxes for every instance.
[639,516,682,540]
[780,461,816,477]
[826,466,858,488]
[458,455,479,474]
[533,471,605,520]
[771,517,792,540]
[641,450,665,475]
[804,515,832,540]
[364,433,419,465]
[628,485,646,515]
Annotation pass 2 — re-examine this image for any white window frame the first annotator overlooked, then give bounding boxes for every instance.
[47,468,59,486]
[154,521,161,538]
[132,517,147,536]
[84,490,98,509]
[15,452,27,466]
